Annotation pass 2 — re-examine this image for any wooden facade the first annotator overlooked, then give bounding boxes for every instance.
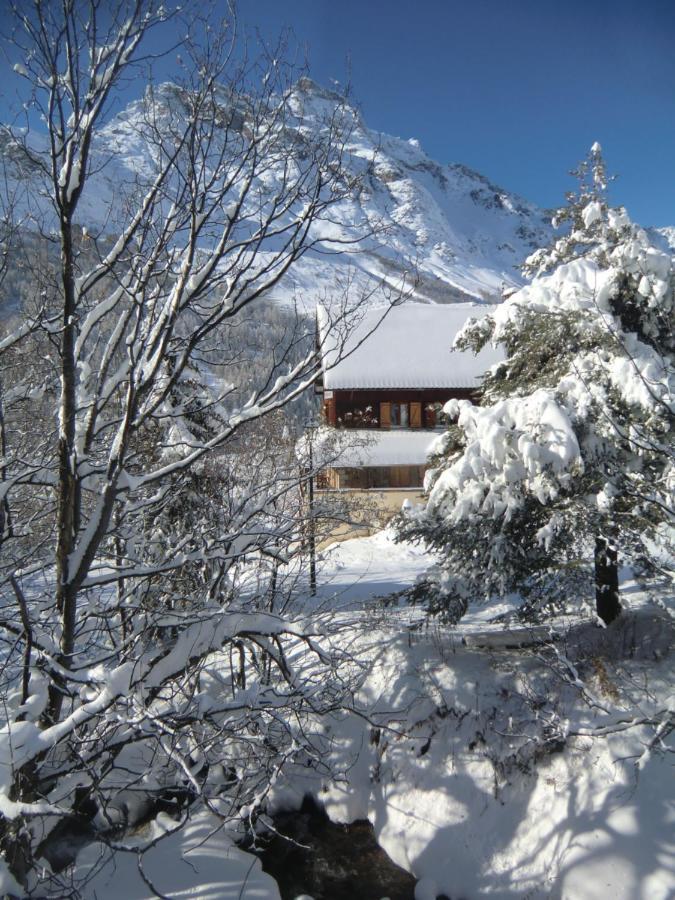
[320,387,477,431]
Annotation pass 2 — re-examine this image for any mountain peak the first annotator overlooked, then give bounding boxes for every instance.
[293,76,346,103]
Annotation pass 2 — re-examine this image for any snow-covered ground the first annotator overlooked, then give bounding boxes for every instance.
[313,527,434,611]
[280,531,675,900]
[74,529,674,900]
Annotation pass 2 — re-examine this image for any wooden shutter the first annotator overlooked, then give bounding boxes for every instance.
[324,396,336,425]
[380,402,391,428]
[410,402,421,428]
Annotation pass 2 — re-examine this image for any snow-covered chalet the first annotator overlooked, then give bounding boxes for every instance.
[314,302,502,517]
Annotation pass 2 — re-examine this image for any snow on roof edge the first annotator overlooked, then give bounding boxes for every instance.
[300,427,439,468]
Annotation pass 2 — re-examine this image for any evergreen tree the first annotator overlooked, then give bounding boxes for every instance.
[398,146,674,624]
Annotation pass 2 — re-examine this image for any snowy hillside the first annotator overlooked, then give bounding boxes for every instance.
[2,78,554,308]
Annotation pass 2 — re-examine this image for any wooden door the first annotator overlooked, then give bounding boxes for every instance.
[410,402,421,428]
[380,401,391,428]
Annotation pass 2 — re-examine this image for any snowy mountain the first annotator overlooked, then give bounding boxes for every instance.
[277,78,554,304]
[2,78,555,309]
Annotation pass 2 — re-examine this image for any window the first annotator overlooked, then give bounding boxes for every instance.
[371,466,425,488]
[342,468,367,489]
[391,402,409,427]
[369,467,390,488]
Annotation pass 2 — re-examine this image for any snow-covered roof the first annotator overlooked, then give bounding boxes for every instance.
[305,428,438,468]
[317,303,504,390]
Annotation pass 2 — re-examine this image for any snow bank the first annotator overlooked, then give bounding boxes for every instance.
[74,810,280,899]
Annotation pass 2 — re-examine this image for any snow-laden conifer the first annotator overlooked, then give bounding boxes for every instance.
[399,146,674,623]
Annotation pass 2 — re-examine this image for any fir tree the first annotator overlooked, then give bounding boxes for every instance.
[398,146,674,624]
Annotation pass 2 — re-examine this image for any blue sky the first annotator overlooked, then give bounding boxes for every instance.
[2,0,674,226]
[234,0,675,227]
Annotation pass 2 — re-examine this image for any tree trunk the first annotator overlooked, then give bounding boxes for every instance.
[595,536,621,625]
[48,216,79,725]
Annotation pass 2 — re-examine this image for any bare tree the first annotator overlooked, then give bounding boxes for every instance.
[0,2,401,890]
